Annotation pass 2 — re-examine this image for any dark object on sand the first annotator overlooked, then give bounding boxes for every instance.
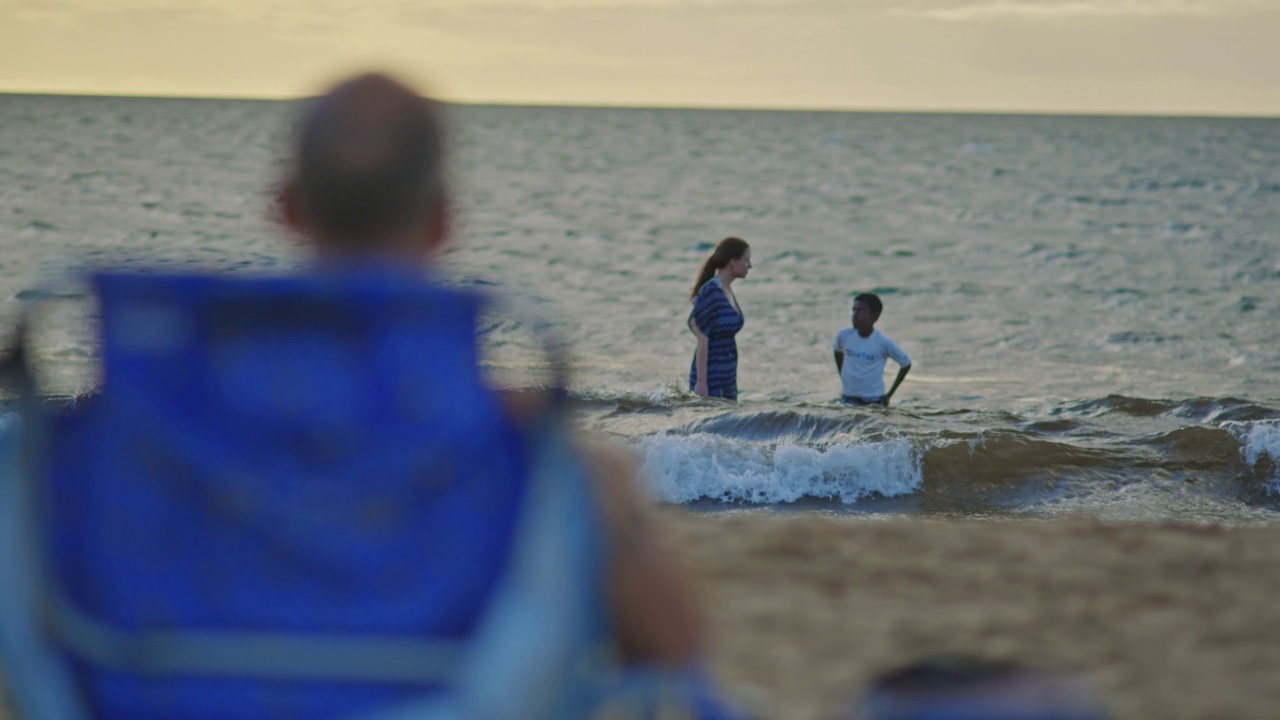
[851,654,1109,720]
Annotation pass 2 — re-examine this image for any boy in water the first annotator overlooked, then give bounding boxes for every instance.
[833,292,912,406]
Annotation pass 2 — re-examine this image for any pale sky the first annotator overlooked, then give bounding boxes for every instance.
[1,0,1278,115]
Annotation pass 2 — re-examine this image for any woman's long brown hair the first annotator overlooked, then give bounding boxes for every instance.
[690,237,749,300]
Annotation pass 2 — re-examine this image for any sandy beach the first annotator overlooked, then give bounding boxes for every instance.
[662,511,1280,719]
[4,512,1280,718]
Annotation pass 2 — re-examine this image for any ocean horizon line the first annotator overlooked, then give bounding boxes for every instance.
[2,88,1278,121]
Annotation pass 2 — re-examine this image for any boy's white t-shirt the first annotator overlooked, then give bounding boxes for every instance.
[832,327,912,399]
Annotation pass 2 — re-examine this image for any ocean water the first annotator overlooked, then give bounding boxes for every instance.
[2,94,1279,522]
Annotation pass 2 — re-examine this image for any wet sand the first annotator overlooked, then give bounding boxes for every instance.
[661,511,1280,720]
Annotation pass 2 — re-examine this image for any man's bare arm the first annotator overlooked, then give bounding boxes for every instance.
[578,442,704,664]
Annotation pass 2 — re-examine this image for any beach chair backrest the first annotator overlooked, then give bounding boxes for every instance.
[0,271,612,720]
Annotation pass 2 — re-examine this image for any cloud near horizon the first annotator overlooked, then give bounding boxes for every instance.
[5,0,1269,34]
[11,0,1261,19]
[891,0,1263,21]
[1,0,1278,115]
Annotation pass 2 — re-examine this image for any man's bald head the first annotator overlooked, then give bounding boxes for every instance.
[285,73,447,254]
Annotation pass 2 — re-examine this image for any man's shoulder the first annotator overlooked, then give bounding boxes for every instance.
[834,326,858,344]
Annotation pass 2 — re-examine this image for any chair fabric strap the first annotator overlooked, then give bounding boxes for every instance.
[41,592,464,684]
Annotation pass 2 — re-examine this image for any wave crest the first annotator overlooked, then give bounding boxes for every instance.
[1228,420,1280,490]
[636,432,921,504]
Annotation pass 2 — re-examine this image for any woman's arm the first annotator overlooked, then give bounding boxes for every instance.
[693,328,709,397]
[690,287,722,397]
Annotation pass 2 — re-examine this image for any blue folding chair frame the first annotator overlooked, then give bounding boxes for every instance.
[0,272,699,720]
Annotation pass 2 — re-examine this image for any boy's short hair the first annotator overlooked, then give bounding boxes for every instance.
[854,292,883,316]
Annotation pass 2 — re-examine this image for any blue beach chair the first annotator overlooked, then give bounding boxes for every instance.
[0,270,699,719]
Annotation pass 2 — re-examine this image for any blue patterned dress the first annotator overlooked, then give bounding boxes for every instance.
[688,276,745,400]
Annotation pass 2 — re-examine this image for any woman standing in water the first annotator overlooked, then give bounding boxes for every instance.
[689,237,751,400]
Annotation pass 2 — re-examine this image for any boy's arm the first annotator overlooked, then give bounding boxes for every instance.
[833,350,843,375]
[882,364,911,406]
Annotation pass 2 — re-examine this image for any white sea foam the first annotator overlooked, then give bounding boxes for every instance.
[1231,420,1280,489]
[635,433,921,504]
